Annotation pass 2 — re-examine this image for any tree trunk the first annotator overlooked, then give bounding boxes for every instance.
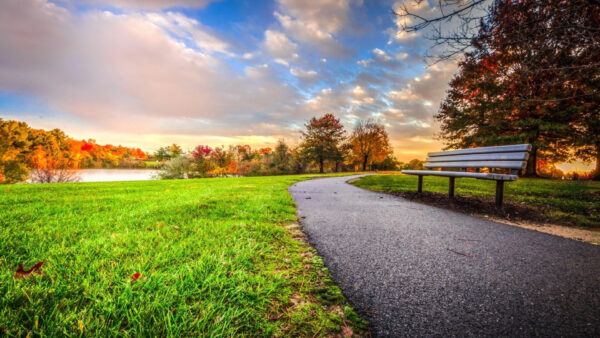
[319,159,324,173]
[362,155,368,171]
[594,143,600,181]
[524,147,538,177]
[335,161,339,172]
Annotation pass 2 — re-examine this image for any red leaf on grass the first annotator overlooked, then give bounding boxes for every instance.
[14,261,45,279]
[341,325,354,337]
[131,272,142,282]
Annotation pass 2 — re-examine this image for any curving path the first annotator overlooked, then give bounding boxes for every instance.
[289,175,600,337]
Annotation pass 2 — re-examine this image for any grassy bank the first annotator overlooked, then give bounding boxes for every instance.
[0,175,364,336]
[352,174,600,228]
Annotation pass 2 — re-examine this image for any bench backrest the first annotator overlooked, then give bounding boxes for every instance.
[425,144,532,171]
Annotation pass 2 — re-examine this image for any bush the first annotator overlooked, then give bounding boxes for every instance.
[157,156,193,179]
[0,160,29,184]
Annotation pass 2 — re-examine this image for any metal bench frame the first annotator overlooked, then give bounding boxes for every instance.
[402,144,532,207]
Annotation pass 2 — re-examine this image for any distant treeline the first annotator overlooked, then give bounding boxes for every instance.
[1,116,430,183]
[156,114,409,179]
[1,118,148,183]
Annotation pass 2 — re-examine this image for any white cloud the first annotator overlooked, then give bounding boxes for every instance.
[263,30,299,64]
[0,0,300,137]
[273,0,360,58]
[65,0,216,10]
[0,0,459,161]
[389,0,429,42]
[290,67,317,78]
[274,12,350,58]
[277,0,354,34]
[146,12,231,55]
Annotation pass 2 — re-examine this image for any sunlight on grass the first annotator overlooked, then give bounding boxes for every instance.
[0,175,364,336]
[353,174,600,228]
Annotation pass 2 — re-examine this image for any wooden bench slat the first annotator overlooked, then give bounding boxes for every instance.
[402,170,518,181]
[424,160,526,169]
[402,144,531,208]
[426,152,529,163]
[428,144,532,157]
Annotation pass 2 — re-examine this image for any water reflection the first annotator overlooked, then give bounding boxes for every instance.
[74,169,158,182]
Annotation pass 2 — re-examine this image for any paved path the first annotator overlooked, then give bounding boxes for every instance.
[289,175,600,337]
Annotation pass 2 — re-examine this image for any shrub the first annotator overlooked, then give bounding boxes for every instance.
[157,156,193,179]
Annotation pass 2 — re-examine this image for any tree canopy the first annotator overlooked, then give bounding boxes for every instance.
[430,0,600,177]
[299,114,346,173]
[348,119,392,171]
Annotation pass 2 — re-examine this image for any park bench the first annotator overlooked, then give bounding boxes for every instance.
[402,144,532,207]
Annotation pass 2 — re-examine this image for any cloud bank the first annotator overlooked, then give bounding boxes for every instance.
[0,0,458,160]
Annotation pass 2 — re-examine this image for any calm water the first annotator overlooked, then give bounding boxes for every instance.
[75,169,158,182]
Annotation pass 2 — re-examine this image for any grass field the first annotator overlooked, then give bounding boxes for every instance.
[0,175,365,336]
[352,174,600,228]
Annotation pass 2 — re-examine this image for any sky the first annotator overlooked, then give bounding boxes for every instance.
[0,0,482,162]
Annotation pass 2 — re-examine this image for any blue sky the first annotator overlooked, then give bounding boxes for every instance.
[0,0,459,160]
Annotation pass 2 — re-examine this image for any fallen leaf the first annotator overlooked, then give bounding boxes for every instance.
[131,272,142,282]
[78,320,84,334]
[14,261,45,279]
[341,325,353,337]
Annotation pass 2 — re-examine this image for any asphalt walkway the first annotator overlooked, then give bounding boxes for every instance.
[289,175,600,337]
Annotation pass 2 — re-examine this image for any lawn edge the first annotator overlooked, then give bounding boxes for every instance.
[349,175,600,245]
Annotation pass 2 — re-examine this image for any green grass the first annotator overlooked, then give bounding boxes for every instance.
[144,161,161,168]
[352,174,600,228]
[0,175,365,336]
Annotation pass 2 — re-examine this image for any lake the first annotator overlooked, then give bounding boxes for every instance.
[74,169,158,182]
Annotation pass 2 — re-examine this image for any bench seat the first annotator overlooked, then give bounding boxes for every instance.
[401,144,532,207]
[401,170,518,181]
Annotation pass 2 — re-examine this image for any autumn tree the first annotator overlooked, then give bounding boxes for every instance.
[210,146,233,169]
[348,119,391,171]
[191,145,213,177]
[290,146,309,174]
[0,119,31,183]
[169,144,182,157]
[434,0,600,177]
[272,139,292,172]
[403,159,425,170]
[300,114,346,173]
[29,128,79,183]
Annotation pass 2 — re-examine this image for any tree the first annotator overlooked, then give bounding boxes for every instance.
[29,128,79,183]
[287,146,307,174]
[210,146,233,170]
[300,114,346,173]
[371,154,400,170]
[574,107,600,179]
[0,119,31,183]
[158,156,193,179]
[348,119,391,171]
[434,0,600,177]
[191,145,213,177]
[403,159,425,170]
[169,144,182,158]
[154,147,170,161]
[395,0,599,66]
[272,139,292,172]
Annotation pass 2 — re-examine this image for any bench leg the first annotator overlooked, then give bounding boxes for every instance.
[417,175,423,193]
[495,180,504,208]
[449,177,455,198]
